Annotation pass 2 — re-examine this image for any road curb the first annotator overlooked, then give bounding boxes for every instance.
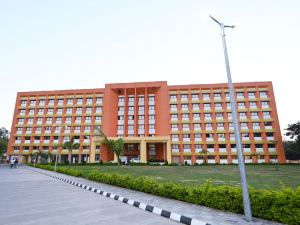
[42,171,211,225]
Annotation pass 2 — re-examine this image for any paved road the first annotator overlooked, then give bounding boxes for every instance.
[0,165,179,225]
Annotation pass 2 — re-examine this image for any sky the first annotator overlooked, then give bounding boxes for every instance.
[0,0,299,138]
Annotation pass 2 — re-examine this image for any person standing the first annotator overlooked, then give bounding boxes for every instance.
[10,157,15,168]
[14,158,18,168]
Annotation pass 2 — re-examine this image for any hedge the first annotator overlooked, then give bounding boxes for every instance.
[28,164,300,225]
[28,163,83,177]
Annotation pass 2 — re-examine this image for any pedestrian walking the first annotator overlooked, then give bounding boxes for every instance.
[10,157,15,168]
[14,158,18,168]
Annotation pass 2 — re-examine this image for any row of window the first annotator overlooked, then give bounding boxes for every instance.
[171,121,273,129]
[15,135,90,141]
[171,143,275,149]
[170,112,271,120]
[118,96,155,102]
[169,91,268,100]
[118,115,155,120]
[19,107,102,115]
[117,124,155,130]
[171,132,274,139]
[20,97,103,106]
[118,105,155,111]
[17,116,102,124]
[16,125,101,133]
[13,145,91,150]
[170,101,270,110]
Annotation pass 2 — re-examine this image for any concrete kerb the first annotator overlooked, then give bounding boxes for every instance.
[29,167,211,225]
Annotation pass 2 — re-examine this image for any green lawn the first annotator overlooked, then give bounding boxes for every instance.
[60,164,300,190]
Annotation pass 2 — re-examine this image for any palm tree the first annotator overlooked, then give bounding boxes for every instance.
[95,129,124,165]
[62,137,80,165]
[200,147,208,164]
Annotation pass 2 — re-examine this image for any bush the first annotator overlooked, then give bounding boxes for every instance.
[28,163,82,177]
[86,170,300,225]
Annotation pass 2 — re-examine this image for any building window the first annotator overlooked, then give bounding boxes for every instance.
[149,115,155,120]
[203,103,211,108]
[236,92,244,98]
[215,103,222,108]
[194,124,201,129]
[203,93,210,99]
[239,112,246,117]
[193,113,200,120]
[248,92,255,97]
[259,91,267,97]
[181,94,188,100]
[251,112,258,117]
[218,133,225,138]
[192,104,199,110]
[118,97,124,102]
[214,93,221,98]
[170,95,177,100]
[128,97,135,102]
[87,98,93,104]
[240,122,248,128]
[182,124,189,129]
[148,96,155,101]
[204,113,211,118]
[149,124,155,129]
[182,114,189,120]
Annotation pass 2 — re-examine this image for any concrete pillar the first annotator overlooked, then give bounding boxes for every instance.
[166,140,172,163]
[140,140,147,163]
[113,153,118,163]
[89,137,96,163]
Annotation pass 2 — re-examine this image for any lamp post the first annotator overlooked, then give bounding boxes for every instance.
[209,15,252,222]
[52,124,66,172]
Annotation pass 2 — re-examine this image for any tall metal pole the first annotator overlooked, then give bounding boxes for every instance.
[54,145,59,172]
[210,15,252,222]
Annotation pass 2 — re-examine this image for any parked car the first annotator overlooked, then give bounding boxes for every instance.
[130,158,140,163]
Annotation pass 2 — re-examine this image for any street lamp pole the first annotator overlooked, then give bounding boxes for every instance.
[52,124,66,172]
[209,15,252,222]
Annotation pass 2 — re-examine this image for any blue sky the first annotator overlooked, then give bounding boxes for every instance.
[0,0,299,136]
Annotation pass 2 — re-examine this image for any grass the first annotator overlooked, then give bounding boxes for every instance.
[58,164,300,190]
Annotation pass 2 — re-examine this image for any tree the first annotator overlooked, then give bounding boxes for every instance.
[0,127,9,158]
[200,148,208,164]
[285,121,300,142]
[284,121,300,160]
[62,137,80,164]
[96,129,124,165]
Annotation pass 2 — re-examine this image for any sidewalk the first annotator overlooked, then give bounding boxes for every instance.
[27,166,282,225]
[0,165,180,225]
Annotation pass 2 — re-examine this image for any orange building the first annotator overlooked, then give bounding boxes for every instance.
[7,81,285,164]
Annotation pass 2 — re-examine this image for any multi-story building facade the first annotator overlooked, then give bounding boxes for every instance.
[8,81,285,164]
